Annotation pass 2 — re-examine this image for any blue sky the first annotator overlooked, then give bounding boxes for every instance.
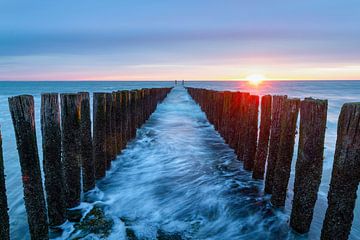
[1,0,360,80]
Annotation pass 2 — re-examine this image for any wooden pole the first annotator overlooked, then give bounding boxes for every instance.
[115,91,122,154]
[120,91,129,150]
[105,93,113,169]
[253,95,272,180]
[60,93,82,209]
[93,93,107,179]
[124,91,131,147]
[228,92,241,150]
[111,92,118,159]
[0,125,10,240]
[321,103,360,240]
[290,98,327,233]
[221,91,232,141]
[236,93,250,160]
[78,92,95,192]
[9,95,49,239]
[130,91,137,139]
[243,95,259,171]
[40,93,66,226]
[271,98,300,207]
[264,95,287,194]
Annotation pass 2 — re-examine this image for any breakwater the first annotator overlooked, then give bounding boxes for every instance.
[0,88,171,239]
[187,87,360,240]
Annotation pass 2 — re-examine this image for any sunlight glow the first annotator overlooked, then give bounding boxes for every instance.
[246,74,266,85]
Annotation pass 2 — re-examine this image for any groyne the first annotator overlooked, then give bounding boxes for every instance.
[187,87,360,239]
[2,87,171,239]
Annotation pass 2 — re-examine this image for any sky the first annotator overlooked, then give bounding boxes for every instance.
[0,0,360,81]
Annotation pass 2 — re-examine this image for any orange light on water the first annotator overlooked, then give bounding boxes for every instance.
[246,74,266,86]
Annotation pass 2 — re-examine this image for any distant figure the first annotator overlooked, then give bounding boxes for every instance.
[182,80,185,85]
[175,80,178,85]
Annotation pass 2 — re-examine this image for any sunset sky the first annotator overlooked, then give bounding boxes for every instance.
[1,0,360,81]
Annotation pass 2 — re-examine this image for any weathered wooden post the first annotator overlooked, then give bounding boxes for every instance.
[253,95,272,179]
[78,92,95,192]
[105,93,113,169]
[236,93,250,160]
[290,98,327,233]
[243,95,259,171]
[60,94,82,209]
[9,95,49,239]
[115,91,122,154]
[93,93,107,179]
[221,91,232,141]
[271,98,300,207]
[321,103,360,240]
[264,95,287,194]
[111,92,118,159]
[130,91,137,139]
[228,92,241,150]
[121,91,129,149]
[40,93,66,226]
[0,125,10,240]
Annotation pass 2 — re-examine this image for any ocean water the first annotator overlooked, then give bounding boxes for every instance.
[0,81,359,240]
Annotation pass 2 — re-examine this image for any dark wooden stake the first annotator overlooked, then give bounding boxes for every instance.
[9,95,49,239]
[271,98,300,207]
[60,93,81,209]
[236,93,250,159]
[253,95,272,180]
[78,92,95,192]
[290,98,327,233]
[264,95,287,194]
[115,91,122,154]
[321,103,360,240]
[120,91,128,150]
[41,93,66,226]
[93,93,107,179]
[243,95,259,170]
[111,92,118,159]
[105,93,113,169]
[0,125,10,240]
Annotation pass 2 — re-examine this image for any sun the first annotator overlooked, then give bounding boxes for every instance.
[246,74,266,85]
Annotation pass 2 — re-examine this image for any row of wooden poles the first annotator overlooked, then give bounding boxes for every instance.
[186,87,360,240]
[0,87,172,240]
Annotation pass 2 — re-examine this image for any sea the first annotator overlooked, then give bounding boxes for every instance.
[0,81,359,240]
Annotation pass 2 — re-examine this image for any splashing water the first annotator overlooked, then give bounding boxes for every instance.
[56,86,294,239]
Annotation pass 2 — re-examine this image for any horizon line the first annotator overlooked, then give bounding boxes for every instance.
[0,79,360,82]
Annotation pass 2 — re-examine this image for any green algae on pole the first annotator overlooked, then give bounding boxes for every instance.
[271,98,300,207]
[264,95,287,194]
[253,95,272,180]
[290,98,327,234]
[321,103,360,240]
[78,92,95,192]
[9,95,49,239]
[41,93,66,226]
[243,95,259,171]
[61,93,82,209]
[0,125,9,240]
[93,93,107,179]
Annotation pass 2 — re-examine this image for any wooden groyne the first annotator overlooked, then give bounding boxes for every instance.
[186,87,360,238]
[5,87,171,239]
